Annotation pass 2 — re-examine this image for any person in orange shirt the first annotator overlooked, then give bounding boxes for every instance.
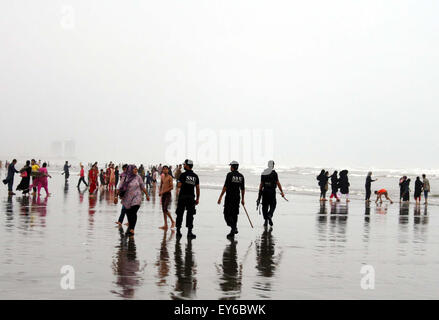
[374,189,393,204]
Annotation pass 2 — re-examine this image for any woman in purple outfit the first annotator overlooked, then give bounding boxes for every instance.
[115,165,150,235]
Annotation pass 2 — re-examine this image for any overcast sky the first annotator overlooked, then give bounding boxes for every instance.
[1,1,438,169]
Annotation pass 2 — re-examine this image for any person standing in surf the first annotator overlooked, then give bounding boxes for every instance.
[401,178,411,202]
[414,176,423,204]
[158,165,176,230]
[329,171,339,201]
[399,176,407,202]
[257,160,285,227]
[422,174,430,205]
[339,170,350,202]
[317,170,329,201]
[365,172,377,202]
[175,159,200,239]
[217,161,245,239]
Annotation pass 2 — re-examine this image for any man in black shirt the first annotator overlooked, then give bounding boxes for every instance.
[175,159,200,239]
[3,159,19,196]
[63,161,71,182]
[257,160,284,227]
[217,161,245,239]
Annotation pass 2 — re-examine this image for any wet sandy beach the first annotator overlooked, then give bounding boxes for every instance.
[0,173,438,299]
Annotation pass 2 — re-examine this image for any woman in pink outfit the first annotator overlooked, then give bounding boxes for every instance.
[37,163,52,196]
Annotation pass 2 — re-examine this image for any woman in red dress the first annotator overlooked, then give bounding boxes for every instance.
[89,163,99,195]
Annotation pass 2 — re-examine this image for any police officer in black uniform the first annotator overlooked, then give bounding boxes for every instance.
[257,160,284,227]
[217,161,245,239]
[175,159,200,239]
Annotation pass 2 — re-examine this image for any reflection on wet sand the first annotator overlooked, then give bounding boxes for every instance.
[254,228,282,298]
[329,202,348,243]
[375,203,388,215]
[399,202,410,224]
[155,230,174,287]
[414,205,428,225]
[172,239,197,300]
[316,202,328,249]
[364,202,370,225]
[217,239,243,300]
[111,229,144,299]
[64,181,69,199]
[363,203,371,243]
[413,205,428,247]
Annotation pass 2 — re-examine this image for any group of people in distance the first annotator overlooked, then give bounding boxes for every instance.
[2,159,51,197]
[316,170,351,202]
[398,175,430,205]
[111,159,284,239]
[317,170,431,205]
[5,158,435,240]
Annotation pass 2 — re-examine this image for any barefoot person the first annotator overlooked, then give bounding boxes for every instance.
[217,161,245,239]
[158,165,176,230]
[257,160,285,227]
[115,165,150,235]
[175,159,200,239]
[374,189,393,204]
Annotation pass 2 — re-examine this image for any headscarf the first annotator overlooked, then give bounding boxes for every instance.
[262,160,275,176]
[120,165,137,191]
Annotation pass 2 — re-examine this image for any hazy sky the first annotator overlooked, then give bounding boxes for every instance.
[1,1,438,168]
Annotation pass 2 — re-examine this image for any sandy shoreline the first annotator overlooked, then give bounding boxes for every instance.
[0,176,437,299]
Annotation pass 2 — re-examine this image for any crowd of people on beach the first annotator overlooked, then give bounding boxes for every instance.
[1,158,435,239]
[2,159,52,197]
[316,170,431,205]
